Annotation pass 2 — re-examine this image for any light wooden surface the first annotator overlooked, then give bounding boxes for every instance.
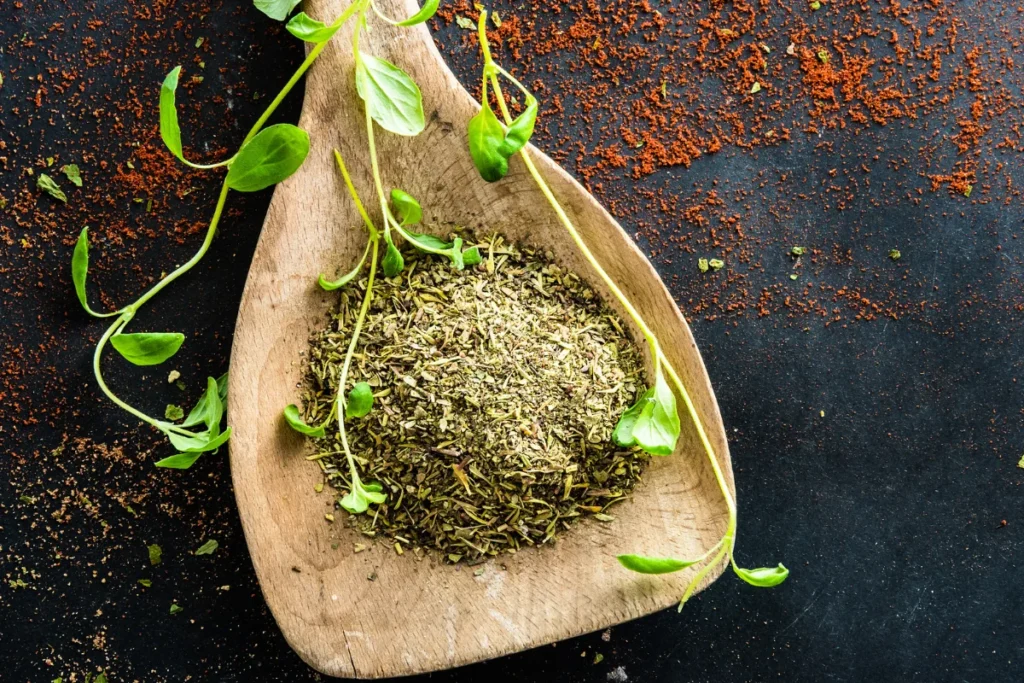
[228,0,735,677]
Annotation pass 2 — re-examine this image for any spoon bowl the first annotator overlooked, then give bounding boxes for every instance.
[229,0,734,677]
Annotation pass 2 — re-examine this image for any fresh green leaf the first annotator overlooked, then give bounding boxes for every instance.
[734,563,789,587]
[283,404,325,437]
[629,372,680,456]
[165,404,184,421]
[355,53,425,136]
[403,230,452,252]
[138,578,152,587]
[390,188,422,225]
[153,451,204,469]
[345,382,374,418]
[383,237,405,277]
[170,603,183,615]
[63,164,83,187]
[462,246,482,266]
[37,173,67,202]
[498,96,538,157]
[612,388,653,448]
[95,674,107,683]
[226,124,309,192]
[181,375,227,430]
[397,0,440,26]
[194,539,218,555]
[110,332,185,366]
[72,228,111,318]
[148,544,163,566]
[617,554,696,574]
[161,425,231,454]
[159,67,188,164]
[467,100,509,182]
[339,479,387,514]
[286,12,341,42]
[253,0,302,21]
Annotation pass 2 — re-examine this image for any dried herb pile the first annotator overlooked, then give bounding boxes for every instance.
[301,237,648,561]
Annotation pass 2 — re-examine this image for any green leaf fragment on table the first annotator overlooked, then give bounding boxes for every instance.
[1017,454,1024,469]
[37,173,67,202]
[165,404,184,421]
[194,539,218,556]
[283,404,325,437]
[170,603,183,615]
[750,81,761,94]
[397,0,440,26]
[286,12,342,43]
[455,15,475,30]
[617,554,696,574]
[110,332,185,366]
[889,249,901,260]
[253,0,302,21]
[734,563,789,587]
[345,382,374,418]
[698,257,709,272]
[226,124,309,192]
[355,53,425,136]
[790,246,806,256]
[492,11,502,27]
[62,164,83,187]
[138,578,152,587]
[148,543,162,566]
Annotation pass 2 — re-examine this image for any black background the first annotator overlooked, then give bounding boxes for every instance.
[1,1,1021,682]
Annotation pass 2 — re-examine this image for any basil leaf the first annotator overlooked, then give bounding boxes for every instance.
[340,479,387,514]
[182,376,225,431]
[355,53,425,136]
[37,173,67,203]
[63,164,83,187]
[162,425,232,454]
[383,237,405,277]
[253,0,302,21]
[462,246,482,266]
[283,404,325,437]
[286,12,341,42]
[72,227,109,317]
[630,371,680,456]
[159,67,188,164]
[499,96,538,157]
[734,564,790,587]
[467,100,509,182]
[617,554,696,574]
[390,188,422,225]
[397,0,440,26]
[612,387,654,448]
[318,241,369,291]
[154,451,204,469]
[345,382,374,418]
[226,124,310,192]
[110,332,185,366]
[403,230,451,252]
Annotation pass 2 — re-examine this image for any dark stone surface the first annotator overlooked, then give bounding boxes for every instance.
[1,1,1020,682]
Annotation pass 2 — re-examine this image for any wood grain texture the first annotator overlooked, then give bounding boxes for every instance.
[227,0,735,677]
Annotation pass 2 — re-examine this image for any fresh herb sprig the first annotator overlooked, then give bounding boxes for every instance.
[281,0,478,514]
[72,2,368,468]
[468,9,787,608]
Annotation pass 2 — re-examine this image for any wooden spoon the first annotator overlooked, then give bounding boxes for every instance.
[228,0,734,677]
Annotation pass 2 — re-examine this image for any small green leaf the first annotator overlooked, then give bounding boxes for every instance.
[734,563,789,587]
[612,388,653,448]
[138,578,152,587]
[95,674,107,683]
[37,173,67,202]
[397,0,440,26]
[346,382,374,418]
[110,332,185,366]
[283,404,325,437]
[286,12,341,42]
[181,375,227,430]
[165,404,184,421]
[319,238,370,291]
[253,0,302,21]
[499,96,538,157]
[161,425,231,455]
[72,227,110,317]
[62,163,83,187]
[629,371,680,456]
[339,478,387,514]
[148,543,162,566]
[355,53,425,136]
[383,237,405,277]
[226,124,309,192]
[153,451,204,469]
[617,554,696,574]
[170,603,183,615]
[455,15,475,30]
[462,246,482,266]
[467,100,509,182]
[194,539,218,556]
[390,188,422,225]
[159,67,187,164]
